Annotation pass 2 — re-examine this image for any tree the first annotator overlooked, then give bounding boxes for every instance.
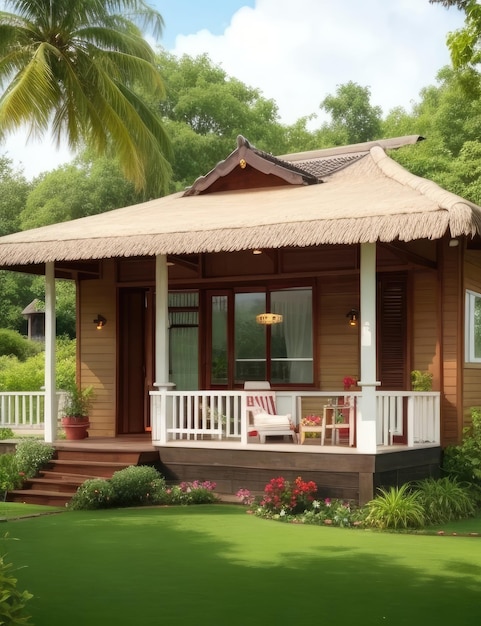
[0,0,172,197]
[430,0,481,68]
[320,82,382,145]
[155,51,290,190]
[0,156,30,236]
[20,153,141,229]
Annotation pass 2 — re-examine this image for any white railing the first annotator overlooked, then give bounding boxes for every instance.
[376,391,440,446]
[0,391,68,430]
[150,389,440,449]
[0,391,45,429]
[150,391,248,444]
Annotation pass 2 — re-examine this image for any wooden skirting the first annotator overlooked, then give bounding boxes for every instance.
[157,445,442,505]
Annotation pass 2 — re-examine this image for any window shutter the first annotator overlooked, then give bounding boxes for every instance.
[378,273,407,390]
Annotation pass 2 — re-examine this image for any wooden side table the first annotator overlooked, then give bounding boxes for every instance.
[323,400,354,446]
[299,416,326,445]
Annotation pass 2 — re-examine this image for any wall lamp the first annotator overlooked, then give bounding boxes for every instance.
[94,314,107,330]
[346,309,359,327]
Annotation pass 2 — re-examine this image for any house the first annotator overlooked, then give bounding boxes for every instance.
[1,134,481,504]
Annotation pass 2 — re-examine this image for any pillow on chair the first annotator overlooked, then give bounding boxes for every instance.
[253,413,293,430]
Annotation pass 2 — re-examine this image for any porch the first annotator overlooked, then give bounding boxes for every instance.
[1,389,442,504]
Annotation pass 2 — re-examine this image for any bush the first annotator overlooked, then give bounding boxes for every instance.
[415,477,476,524]
[14,439,54,478]
[0,454,23,492]
[364,484,425,530]
[259,476,318,515]
[0,536,33,625]
[443,407,481,484]
[0,329,40,361]
[164,480,219,505]
[109,465,166,507]
[69,479,115,510]
[0,427,15,440]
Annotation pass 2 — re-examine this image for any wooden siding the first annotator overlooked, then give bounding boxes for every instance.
[411,270,439,387]
[317,275,359,389]
[441,240,463,445]
[78,259,117,436]
[463,249,481,427]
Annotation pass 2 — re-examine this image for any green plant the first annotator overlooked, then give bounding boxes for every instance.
[0,536,33,625]
[164,480,219,505]
[364,484,425,530]
[411,370,433,391]
[260,476,318,514]
[68,479,115,510]
[61,384,94,418]
[109,465,166,507]
[443,407,481,484]
[0,454,23,492]
[415,477,476,524]
[0,329,40,361]
[14,439,54,478]
[0,427,15,440]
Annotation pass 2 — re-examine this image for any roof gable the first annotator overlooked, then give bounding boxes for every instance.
[183,135,319,196]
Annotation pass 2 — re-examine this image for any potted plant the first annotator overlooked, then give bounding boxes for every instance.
[60,384,94,440]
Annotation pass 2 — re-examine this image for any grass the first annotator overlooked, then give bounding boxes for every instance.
[0,502,64,520]
[1,505,481,626]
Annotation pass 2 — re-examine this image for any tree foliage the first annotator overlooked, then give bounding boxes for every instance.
[320,81,382,145]
[0,157,30,236]
[0,0,172,197]
[20,154,141,229]
[156,51,291,190]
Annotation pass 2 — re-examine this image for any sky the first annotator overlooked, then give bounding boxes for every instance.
[0,0,467,179]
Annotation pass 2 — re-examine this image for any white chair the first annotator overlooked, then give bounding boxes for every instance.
[244,381,296,443]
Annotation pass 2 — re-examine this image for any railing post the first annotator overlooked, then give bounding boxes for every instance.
[407,395,414,447]
[240,394,247,445]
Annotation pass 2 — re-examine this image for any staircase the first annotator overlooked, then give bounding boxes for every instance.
[7,444,160,507]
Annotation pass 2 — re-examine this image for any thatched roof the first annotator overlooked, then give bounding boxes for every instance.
[1,135,480,267]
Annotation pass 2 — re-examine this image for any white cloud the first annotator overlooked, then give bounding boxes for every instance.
[172,0,465,126]
[0,0,465,177]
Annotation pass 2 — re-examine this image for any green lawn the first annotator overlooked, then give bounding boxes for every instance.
[2,505,481,626]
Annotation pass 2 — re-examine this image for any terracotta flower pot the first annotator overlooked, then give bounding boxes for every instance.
[61,417,90,440]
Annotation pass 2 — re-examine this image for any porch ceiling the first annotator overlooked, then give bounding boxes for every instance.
[1,136,481,268]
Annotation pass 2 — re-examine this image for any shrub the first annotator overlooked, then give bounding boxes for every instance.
[68,479,115,510]
[260,476,318,514]
[0,329,40,361]
[415,477,476,524]
[0,454,23,492]
[14,439,54,478]
[364,484,425,530]
[164,480,218,505]
[0,536,33,625]
[109,465,166,507]
[443,407,481,484]
[0,427,15,440]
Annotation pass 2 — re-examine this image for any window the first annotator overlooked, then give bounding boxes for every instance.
[209,286,314,386]
[465,290,481,363]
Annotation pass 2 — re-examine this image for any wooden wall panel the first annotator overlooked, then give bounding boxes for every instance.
[463,249,481,427]
[441,242,462,445]
[78,259,117,437]
[317,275,359,389]
[411,270,439,387]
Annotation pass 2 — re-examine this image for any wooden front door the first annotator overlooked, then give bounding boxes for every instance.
[117,288,154,434]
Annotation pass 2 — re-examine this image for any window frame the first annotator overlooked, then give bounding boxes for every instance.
[465,289,481,363]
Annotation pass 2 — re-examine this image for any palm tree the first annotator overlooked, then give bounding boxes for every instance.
[0,0,172,197]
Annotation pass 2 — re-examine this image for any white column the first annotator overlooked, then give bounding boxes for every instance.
[154,254,174,390]
[356,243,379,453]
[44,262,57,442]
